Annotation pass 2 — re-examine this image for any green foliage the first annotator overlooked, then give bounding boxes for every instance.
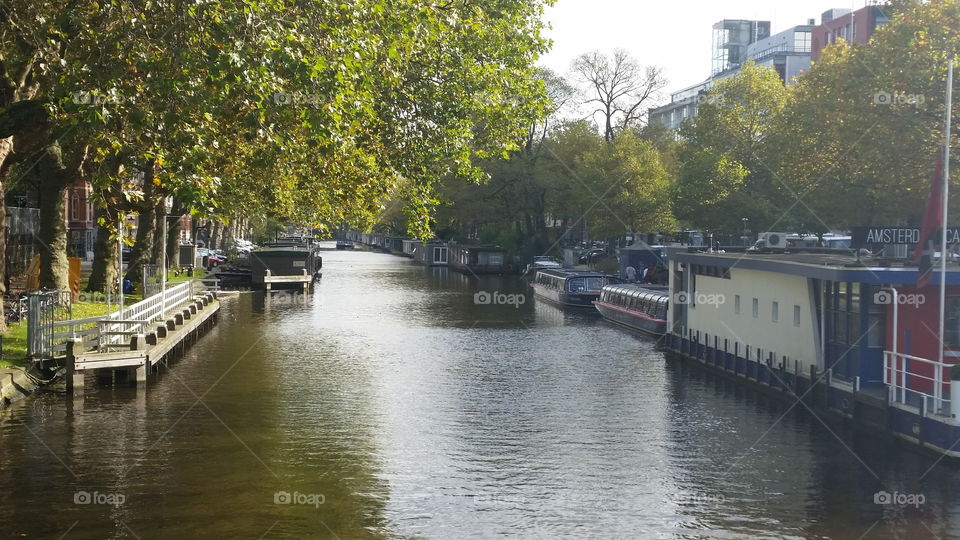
[776,0,960,228]
[579,131,676,239]
[2,0,555,238]
[674,62,792,234]
[675,2,960,235]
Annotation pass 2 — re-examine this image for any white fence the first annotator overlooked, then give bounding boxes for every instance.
[883,350,954,416]
[51,279,217,354]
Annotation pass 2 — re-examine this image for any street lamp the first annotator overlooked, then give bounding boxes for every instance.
[161,196,174,319]
[119,213,137,314]
[741,218,750,246]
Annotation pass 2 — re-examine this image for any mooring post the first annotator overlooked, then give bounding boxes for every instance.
[65,338,84,396]
[135,361,148,386]
[265,269,272,291]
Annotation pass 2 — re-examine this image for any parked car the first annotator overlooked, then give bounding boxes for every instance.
[524,255,561,274]
[198,248,225,267]
[578,249,606,264]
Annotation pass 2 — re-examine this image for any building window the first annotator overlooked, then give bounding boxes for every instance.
[772,301,779,323]
[794,30,811,53]
[947,299,960,348]
[735,295,741,314]
[752,298,759,318]
[794,305,801,327]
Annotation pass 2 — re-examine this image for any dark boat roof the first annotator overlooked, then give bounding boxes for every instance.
[537,268,617,279]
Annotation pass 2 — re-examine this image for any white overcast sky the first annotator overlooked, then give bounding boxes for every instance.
[539,0,873,95]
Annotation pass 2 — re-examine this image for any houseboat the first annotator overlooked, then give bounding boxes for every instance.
[388,236,408,255]
[663,243,960,459]
[250,242,322,291]
[594,284,669,337]
[531,268,621,308]
[401,239,419,258]
[448,245,511,274]
[413,241,449,267]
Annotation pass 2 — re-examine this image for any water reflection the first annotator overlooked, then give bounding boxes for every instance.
[0,245,958,538]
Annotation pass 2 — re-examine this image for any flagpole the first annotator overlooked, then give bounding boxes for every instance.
[939,57,954,368]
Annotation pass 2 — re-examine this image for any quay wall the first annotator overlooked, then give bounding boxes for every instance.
[0,367,41,409]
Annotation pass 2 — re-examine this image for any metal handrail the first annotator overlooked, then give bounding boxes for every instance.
[884,350,953,415]
[98,280,209,350]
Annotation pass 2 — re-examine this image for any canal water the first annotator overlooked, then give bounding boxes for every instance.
[1,245,959,539]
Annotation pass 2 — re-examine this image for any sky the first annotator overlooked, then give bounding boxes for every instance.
[539,0,874,96]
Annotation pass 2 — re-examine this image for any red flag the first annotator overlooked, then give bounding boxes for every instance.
[915,150,945,289]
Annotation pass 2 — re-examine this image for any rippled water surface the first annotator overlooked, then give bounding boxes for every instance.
[1,244,959,538]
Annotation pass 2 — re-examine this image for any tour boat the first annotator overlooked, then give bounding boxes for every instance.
[531,268,621,308]
[593,284,669,337]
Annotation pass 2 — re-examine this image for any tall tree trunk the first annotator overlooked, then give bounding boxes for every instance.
[166,217,182,268]
[0,137,12,333]
[209,220,221,250]
[222,220,235,253]
[151,197,164,265]
[36,141,85,290]
[87,207,119,293]
[124,161,157,286]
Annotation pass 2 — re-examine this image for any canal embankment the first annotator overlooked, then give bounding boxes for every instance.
[0,365,45,408]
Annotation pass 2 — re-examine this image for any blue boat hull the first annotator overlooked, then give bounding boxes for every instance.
[531,284,599,308]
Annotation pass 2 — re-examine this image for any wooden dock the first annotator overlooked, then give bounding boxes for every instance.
[66,290,220,395]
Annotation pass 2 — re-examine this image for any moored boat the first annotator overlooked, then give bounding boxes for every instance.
[593,284,669,337]
[530,268,621,308]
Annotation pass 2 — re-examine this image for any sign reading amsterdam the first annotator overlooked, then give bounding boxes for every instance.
[851,226,960,248]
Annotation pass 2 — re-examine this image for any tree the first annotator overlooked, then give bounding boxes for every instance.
[673,62,792,234]
[2,0,556,294]
[579,131,676,239]
[434,68,575,256]
[572,49,666,142]
[775,0,960,228]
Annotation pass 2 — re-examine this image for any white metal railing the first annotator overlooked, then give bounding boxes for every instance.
[884,350,954,416]
[97,279,214,350]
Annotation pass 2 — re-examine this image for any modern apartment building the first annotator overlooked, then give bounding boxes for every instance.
[711,19,771,76]
[650,11,840,131]
[810,5,890,62]
[745,24,814,85]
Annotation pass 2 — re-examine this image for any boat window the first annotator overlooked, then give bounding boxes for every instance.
[584,277,604,291]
